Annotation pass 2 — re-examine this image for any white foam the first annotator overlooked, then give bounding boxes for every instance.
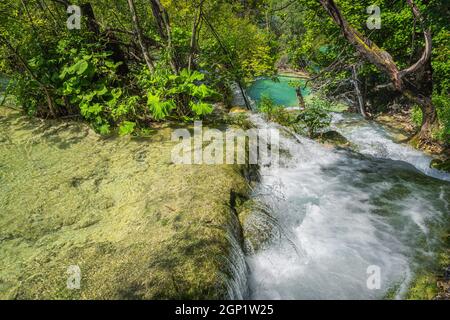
[246,114,449,300]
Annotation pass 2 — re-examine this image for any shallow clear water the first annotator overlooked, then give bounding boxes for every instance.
[246,114,449,300]
[0,109,249,299]
[247,76,310,107]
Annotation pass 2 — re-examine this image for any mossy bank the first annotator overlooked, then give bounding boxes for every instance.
[0,108,251,299]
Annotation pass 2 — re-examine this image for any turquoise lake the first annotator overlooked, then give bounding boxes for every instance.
[247,76,311,107]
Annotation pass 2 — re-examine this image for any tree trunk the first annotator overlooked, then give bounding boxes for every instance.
[127,0,155,73]
[149,0,181,73]
[351,65,367,118]
[296,87,306,109]
[317,0,437,142]
[80,3,100,35]
[188,1,205,72]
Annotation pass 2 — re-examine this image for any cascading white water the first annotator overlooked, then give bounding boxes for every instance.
[331,113,450,182]
[246,114,449,300]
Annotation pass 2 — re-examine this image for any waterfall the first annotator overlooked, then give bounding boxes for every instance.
[244,113,449,299]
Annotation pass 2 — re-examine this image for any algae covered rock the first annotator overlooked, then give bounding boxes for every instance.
[430,158,450,173]
[317,130,350,147]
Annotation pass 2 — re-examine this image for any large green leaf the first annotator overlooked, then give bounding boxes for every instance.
[118,121,136,136]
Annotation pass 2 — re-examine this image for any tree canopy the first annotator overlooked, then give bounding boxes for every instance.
[0,0,448,144]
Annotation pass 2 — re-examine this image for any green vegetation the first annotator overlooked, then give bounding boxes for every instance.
[1,0,447,144]
[0,0,277,134]
[258,94,333,138]
[258,95,292,124]
[269,0,449,145]
[406,246,449,300]
[406,275,438,300]
[296,99,332,137]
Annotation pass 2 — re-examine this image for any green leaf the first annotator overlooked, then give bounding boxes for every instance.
[111,88,123,99]
[147,93,175,120]
[95,85,108,96]
[118,121,136,136]
[71,60,89,75]
[190,102,213,116]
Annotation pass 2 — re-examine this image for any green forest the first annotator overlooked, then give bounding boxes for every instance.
[0,0,449,301]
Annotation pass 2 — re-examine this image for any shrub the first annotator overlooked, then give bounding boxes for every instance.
[138,68,217,121]
[411,105,423,128]
[7,32,218,135]
[9,34,139,135]
[296,98,332,137]
[258,95,292,125]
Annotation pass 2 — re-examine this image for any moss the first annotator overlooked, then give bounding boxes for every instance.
[405,232,450,300]
[0,108,250,299]
[406,274,438,300]
[430,158,450,173]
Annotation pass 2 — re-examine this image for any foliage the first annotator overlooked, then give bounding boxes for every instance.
[296,98,332,137]
[139,68,216,121]
[258,94,333,138]
[433,93,450,143]
[7,32,141,134]
[411,105,423,128]
[269,0,449,144]
[0,0,276,135]
[258,95,277,115]
[406,274,438,300]
[0,0,447,141]
[258,95,292,125]
[196,1,278,85]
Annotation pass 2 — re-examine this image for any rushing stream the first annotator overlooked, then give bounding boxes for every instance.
[245,113,449,299]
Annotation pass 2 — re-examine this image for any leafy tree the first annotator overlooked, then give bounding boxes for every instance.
[0,0,277,134]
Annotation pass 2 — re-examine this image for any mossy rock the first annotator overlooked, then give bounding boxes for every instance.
[406,274,439,300]
[237,200,278,254]
[430,158,450,173]
[316,131,350,147]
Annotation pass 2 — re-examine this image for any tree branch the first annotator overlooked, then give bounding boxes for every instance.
[399,0,432,77]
